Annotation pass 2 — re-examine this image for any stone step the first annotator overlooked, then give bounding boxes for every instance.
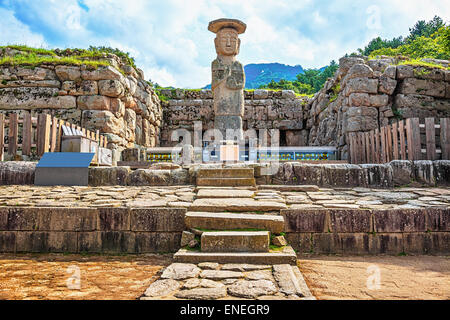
[190,198,287,212]
[185,212,284,234]
[201,231,270,253]
[197,168,254,179]
[196,189,255,198]
[197,177,256,187]
[174,246,297,265]
[258,185,320,192]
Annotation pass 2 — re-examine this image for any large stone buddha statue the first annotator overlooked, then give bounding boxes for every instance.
[208,18,246,141]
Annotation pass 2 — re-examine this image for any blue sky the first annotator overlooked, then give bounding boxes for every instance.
[0,0,448,88]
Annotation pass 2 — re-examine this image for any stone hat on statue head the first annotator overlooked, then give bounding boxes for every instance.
[208,18,247,34]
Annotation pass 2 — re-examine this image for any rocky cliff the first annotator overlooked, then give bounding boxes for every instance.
[0,47,162,157]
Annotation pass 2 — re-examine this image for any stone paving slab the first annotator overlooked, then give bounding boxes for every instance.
[173,246,297,265]
[0,185,448,210]
[140,262,315,300]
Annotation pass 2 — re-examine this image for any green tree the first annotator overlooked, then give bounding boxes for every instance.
[406,15,445,43]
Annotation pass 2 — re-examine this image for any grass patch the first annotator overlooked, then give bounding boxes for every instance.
[0,45,139,77]
[0,52,110,69]
[397,58,449,70]
[269,245,286,251]
[0,45,57,56]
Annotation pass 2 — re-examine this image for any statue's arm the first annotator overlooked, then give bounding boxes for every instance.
[211,60,227,90]
[226,62,245,90]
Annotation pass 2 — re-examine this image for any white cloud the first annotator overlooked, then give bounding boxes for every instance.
[0,0,448,88]
[0,8,47,47]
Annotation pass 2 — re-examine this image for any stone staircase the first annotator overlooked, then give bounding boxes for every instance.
[174,169,296,265]
[196,168,256,187]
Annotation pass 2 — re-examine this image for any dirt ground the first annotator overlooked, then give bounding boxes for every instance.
[0,253,172,300]
[298,255,450,300]
[0,254,449,300]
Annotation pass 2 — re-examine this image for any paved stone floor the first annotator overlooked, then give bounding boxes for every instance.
[0,185,449,209]
[141,262,314,300]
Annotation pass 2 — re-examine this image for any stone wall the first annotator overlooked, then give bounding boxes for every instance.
[2,160,449,188]
[0,206,447,255]
[0,50,162,158]
[269,160,450,188]
[307,57,450,159]
[283,207,449,255]
[159,89,309,147]
[0,207,184,253]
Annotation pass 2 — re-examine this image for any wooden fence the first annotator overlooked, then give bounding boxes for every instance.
[348,117,450,164]
[0,112,108,161]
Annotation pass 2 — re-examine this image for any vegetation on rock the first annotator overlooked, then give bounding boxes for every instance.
[0,45,139,75]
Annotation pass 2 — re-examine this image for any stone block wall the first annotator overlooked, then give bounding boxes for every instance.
[159,89,309,147]
[1,160,449,188]
[270,160,450,188]
[0,207,184,253]
[0,50,162,158]
[0,206,447,255]
[307,57,450,159]
[283,207,449,255]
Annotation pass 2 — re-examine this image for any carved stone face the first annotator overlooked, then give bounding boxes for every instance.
[215,27,240,56]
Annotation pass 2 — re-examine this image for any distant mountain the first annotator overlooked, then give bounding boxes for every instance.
[244,63,304,89]
[203,62,305,89]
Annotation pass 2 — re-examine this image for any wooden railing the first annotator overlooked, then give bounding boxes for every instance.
[0,112,108,161]
[348,117,450,164]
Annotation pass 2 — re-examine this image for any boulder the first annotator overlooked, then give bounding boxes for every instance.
[0,87,76,110]
[383,65,397,79]
[254,89,269,99]
[111,98,125,118]
[338,57,366,75]
[389,160,413,186]
[396,65,414,79]
[344,78,378,96]
[348,93,370,107]
[81,110,124,135]
[378,76,397,95]
[0,161,36,185]
[127,169,171,186]
[0,80,60,88]
[61,80,98,96]
[344,64,373,82]
[14,66,56,80]
[369,94,389,107]
[399,78,446,98]
[344,106,378,132]
[88,166,130,186]
[77,95,111,110]
[81,66,123,81]
[55,65,81,81]
[98,79,125,97]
